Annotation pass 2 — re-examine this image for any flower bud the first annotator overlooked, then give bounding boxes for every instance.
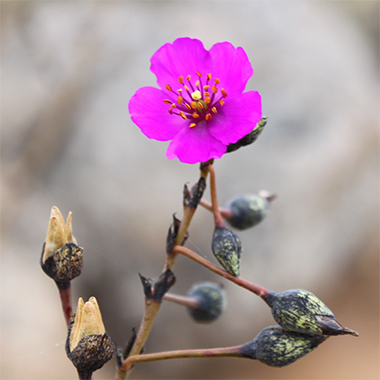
[212,226,242,277]
[225,193,271,230]
[40,207,83,282]
[226,116,267,153]
[66,297,115,379]
[240,326,327,367]
[187,282,226,323]
[265,289,359,337]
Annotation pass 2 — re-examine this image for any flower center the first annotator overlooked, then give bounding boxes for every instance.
[163,72,228,128]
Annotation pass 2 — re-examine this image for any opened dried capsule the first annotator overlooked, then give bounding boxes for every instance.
[66,297,115,379]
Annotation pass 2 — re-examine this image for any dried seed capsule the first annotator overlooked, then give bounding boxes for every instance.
[66,297,115,379]
[187,282,226,323]
[40,206,83,282]
[225,194,271,230]
[240,326,327,367]
[264,289,359,337]
[212,226,242,277]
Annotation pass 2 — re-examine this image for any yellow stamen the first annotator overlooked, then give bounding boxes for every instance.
[214,78,220,85]
[205,97,211,104]
[180,111,187,119]
[166,84,172,91]
[212,86,218,93]
[211,107,217,113]
[204,85,210,90]
[179,76,183,84]
[195,80,200,87]
[190,123,197,128]
[205,113,212,121]
[177,89,182,93]
[185,103,191,110]
[163,99,172,104]
[196,72,202,77]
[168,109,173,114]
[204,92,210,97]
[221,88,228,98]
[186,75,191,81]
[219,100,225,106]
[184,85,190,91]
[192,112,200,118]
[191,102,197,109]
[177,96,183,105]
[207,73,212,81]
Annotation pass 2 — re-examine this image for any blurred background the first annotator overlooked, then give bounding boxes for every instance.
[1,1,378,379]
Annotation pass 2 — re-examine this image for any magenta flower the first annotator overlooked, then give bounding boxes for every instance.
[128,38,262,164]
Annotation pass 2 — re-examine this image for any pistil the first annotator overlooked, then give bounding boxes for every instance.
[163,71,228,128]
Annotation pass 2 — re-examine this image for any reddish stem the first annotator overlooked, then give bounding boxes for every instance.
[123,345,242,372]
[56,281,72,326]
[173,245,268,299]
[208,164,225,228]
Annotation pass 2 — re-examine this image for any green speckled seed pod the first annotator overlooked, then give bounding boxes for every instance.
[226,194,270,230]
[264,289,358,336]
[240,326,327,367]
[187,282,226,323]
[212,226,242,277]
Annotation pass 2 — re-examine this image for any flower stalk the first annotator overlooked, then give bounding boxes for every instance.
[173,245,268,298]
[122,346,242,372]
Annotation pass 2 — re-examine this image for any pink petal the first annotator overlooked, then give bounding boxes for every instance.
[209,42,253,97]
[150,38,212,92]
[128,87,185,141]
[166,121,227,164]
[208,91,262,145]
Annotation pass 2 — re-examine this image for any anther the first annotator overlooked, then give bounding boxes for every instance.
[192,112,200,118]
[219,100,225,106]
[180,111,187,119]
[163,99,172,104]
[207,73,212,81]
[212,86,218,93]
[177,96,183,105]
[179,76,183,84]
[205,97,211,104]
[190,123,197,128]
[177,89,183,93]
[196,72,202,77]
[166,84,172,91]
[221,88,228,98]
[211,107,217,113]
[204,92,210,97]
[195,80,200,87]
[185,103,191,110]
[214,78,220,85]
[184,85,190,91]
[186,75,191,81]
[191,102,197,109]
[204,85,210,90]
[205,113,212,121]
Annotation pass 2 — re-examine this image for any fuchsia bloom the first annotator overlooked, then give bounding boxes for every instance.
[128,38,262,164]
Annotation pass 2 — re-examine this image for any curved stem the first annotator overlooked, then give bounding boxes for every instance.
[56,281,72,326]
[122,345,242,372]
[163,293,200,309]
[199,198,234,220]
[173,245,268,299]
[128,299,161,358]
[208,164,225,228]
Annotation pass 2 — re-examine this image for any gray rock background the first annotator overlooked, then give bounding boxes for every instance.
[1,1,378,379]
